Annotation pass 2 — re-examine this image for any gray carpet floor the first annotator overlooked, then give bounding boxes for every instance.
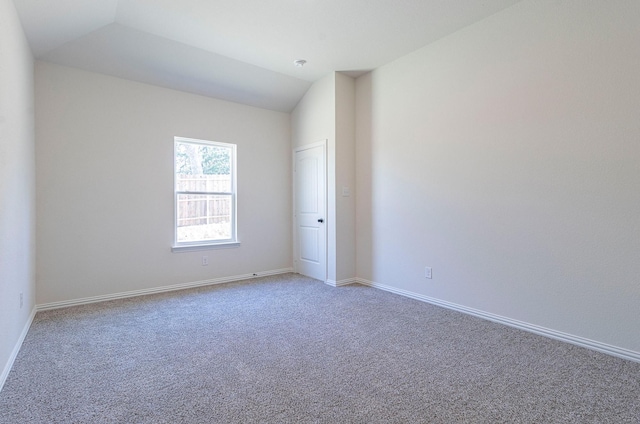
[1,273,639,423]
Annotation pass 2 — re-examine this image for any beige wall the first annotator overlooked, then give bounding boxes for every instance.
[0,0,36,387]
[35,62,292,304]
[356,0,640,352]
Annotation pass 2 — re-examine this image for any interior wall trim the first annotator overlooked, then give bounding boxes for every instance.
[325,278,358,287]
[356,278,640,364]
[2,269,295,392]
[0,307,37,393]
[37,268,295,312]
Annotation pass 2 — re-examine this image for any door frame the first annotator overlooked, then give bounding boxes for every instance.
[292,140,328,282]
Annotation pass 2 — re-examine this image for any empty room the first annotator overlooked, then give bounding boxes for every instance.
[1,0,639,422]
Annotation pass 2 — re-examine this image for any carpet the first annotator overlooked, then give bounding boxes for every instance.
[1,273,638,423]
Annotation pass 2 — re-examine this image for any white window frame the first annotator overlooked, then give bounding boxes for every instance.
[172,136,239,252]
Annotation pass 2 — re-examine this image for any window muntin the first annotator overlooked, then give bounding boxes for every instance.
[174,137,237,247]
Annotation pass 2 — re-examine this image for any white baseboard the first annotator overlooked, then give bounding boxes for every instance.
[325,278,358,287]
[357,278,640,364]
[37,268,294,311]
[0,307,36,393]
[8,271,636,396]
[1,269,293,393]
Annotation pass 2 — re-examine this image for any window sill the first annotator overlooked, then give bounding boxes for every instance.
[171,242,241,253]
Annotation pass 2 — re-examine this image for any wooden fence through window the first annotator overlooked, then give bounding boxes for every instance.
[176,174,231,227]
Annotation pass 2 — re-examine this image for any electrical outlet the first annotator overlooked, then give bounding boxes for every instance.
[20,293,23,308]
[202,256,209,266]
[425,267,432,279]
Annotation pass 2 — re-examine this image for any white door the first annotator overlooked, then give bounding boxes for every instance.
[294,143,326,281]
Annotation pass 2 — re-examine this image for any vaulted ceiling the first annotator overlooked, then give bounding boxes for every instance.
[14,0,522,111]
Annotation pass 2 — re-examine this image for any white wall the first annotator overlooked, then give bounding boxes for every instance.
[291,73,337,282]
[356,0,640,353]
[291,72,357,284]
[291,73,336,150]
[35,62,292,304]
[0,0,36,387]
[335,73,356,282]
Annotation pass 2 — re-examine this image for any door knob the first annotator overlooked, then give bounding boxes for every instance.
[318,218,324,223]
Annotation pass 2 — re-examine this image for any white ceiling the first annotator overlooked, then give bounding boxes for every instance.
[14,0,523,112]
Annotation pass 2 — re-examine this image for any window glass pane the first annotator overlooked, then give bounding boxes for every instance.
[176,194,232,242]
[175,142,232,192]
[176,174,232,193]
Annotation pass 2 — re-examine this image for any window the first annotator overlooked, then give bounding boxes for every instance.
[173,137,238,250]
